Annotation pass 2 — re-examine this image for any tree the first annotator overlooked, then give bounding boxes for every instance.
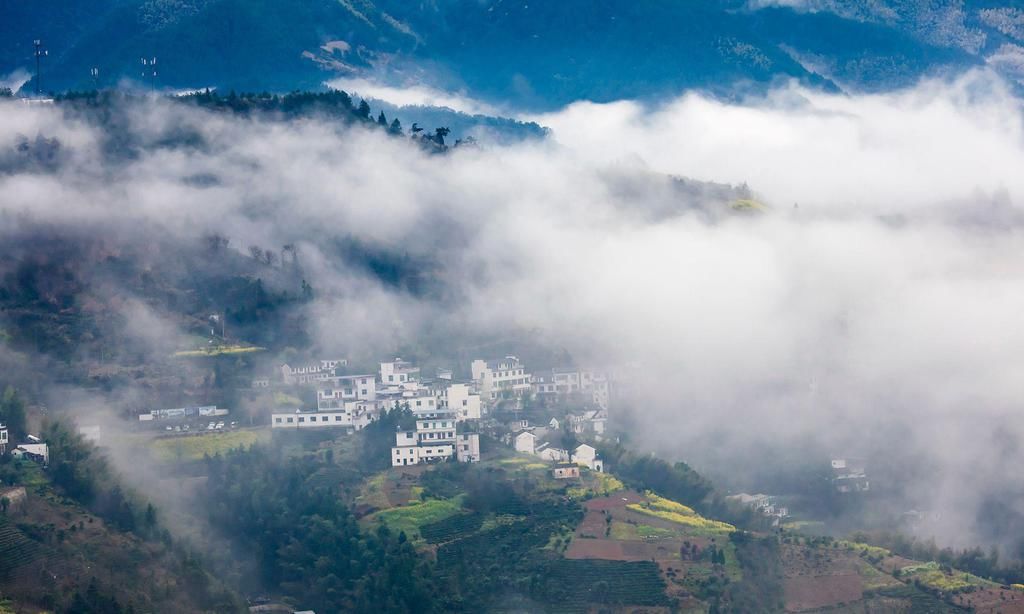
[357,99,371,119]
[377,111,388,127]
[433,127,450,146]
[389,118,403,135]
[0,386,27,441]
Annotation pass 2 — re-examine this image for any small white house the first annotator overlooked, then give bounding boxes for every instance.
[514,431,537,455]
[572,443,603,472]
[0,423,7,455]
[12,442,49,465]
[537,446,569,463]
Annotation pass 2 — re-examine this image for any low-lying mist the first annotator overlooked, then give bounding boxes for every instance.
[3,68,1024,554]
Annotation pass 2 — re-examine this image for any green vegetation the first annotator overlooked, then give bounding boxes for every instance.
[420,513,485,544]
[148,429,268,462]
[533,560,670,610]
[367,496,465,542]
[203,445,441,613]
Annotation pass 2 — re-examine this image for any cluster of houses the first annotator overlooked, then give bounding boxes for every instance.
[511,421,605,474]
[267,355,615,470]
[726,493,790,525]
[831,458,870,493]
[270,358,487,466]
[0,425,49,466]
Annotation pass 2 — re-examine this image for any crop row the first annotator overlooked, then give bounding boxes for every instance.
[535,560,670,607]
[421,513,484,543]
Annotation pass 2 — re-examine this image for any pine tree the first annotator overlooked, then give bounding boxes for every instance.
[377,110,388,126]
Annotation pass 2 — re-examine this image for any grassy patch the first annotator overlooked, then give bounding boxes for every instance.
[636,524,677,539]
[368,496,465,541]
[149,429,267,462]
[609,521,639,540]
[173,344,265,357]
[356,472,391,510]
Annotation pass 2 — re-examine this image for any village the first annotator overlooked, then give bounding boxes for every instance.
[265,355,613,477]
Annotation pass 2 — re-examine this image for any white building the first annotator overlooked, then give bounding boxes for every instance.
[456,432,481,463]
[536,443,569,463]
[139,405,228,421]
[317,375,377,409]
[533,368,611,410]
[569,410,607,438]
[391,404,469,466]
[514,431,537,455]
[571,443,604,472]
[471,356,532,403]
[12,442,49,465]
[272,409,355,430]
[0,423,7,455]
[439,383,482,421]
[380,358,420,386]
[280,359,348,385]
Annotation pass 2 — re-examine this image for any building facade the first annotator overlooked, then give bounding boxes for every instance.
[317,375,377,409]
[471,356,532,403]
[439,383,482,421]
[280,359,348,385]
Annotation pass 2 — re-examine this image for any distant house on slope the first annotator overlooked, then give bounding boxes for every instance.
[552,463,580,479]
[572,443,603,472]
[514,431,537,455]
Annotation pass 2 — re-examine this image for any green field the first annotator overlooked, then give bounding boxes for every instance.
[149,429,269,462]
[366,496,465,541]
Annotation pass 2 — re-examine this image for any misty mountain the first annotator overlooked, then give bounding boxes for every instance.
[5,0,1019,107]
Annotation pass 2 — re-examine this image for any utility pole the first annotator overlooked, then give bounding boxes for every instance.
[33,40,47,97]
[140,57,157,91]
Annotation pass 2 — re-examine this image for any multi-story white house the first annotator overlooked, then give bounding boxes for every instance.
[439,383,482,421]
[380,358,420,386]
[471,356,532,403]
[317,374,377,409]
[533,368,611,410]
[0,423,7,455]
[455,432,481,463]
[281,359,348,385]
[392,404,480,466]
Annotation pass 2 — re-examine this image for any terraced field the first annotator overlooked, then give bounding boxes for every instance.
[420,512,485,544]
[0,520,43,579]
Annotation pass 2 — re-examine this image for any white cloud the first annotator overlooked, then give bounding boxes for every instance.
[4,70,1024,549]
